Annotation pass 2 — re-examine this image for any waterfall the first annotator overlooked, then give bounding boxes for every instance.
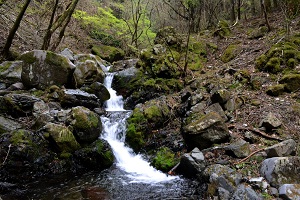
[101,70,178,184]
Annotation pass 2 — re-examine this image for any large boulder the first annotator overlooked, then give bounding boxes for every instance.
[279,74,300,92]
[279,184,300,200]
[73,60,105,88]
[43,122,81,153]
[260,157,300,187]
[265,139,296,158]
[81,82,110,103]
[0,61,22,83]
[92,45,125,63]
[182,111,230,150]
[59,89,100,109]
[0,115,22,134]
[68,106,102,145]
[19,50,75,89]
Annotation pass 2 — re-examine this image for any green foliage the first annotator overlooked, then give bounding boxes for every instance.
[152,147,178,172]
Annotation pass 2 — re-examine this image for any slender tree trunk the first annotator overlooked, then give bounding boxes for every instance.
[261,0,271,31]
[251,0,256,15]
[1,0,31,59]
[237,0,241,20]
[230,0,236,22]
[183,17,192,80]
[41,0,59,50]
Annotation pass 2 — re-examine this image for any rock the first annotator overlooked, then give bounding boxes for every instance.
[0,61,22,83]
[59,89,99,109]
[73,60,105,88]
[211,89,231,105]
[92,45,125,63]
[231,184,262,200]
[265,139,296,157]
[203,164,242,197]
[74,140,113,170]
[266,84,286,96]
[43,122,81,152]
[4,93,41,116]
[205,103,228,121]
[217,187,231,200]
[110,58,139,72]
[224,97,243,112]
[279,74,300,92]
[69,106,101,145]
[20,50,75,89]
[183,112,230,150]
[0,115,22,134]
[154,26,183,47]
[260,157,300,187]
[81,82,110,103]
[60,48,75,62]
[6,82,24,91]
[188,91,203,107]
[32,101,54,129]
[279,184,300,200]
[224,138,250,158]
[259,112,282,131]
[176,148,206,178]
[153,44,166,55]
[74,54,108,70]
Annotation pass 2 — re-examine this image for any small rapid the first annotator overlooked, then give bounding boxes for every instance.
[101,71,177,184]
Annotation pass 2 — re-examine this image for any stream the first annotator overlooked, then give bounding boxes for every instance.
[5,69,204,199]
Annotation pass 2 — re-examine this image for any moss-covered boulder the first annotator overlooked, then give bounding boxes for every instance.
[248,26,268,39]
[125,96,174,152]
[154,26,183,49]
[43,122,81,153]
[74,139,113,170]
[266,84,286,96]
[213,20,231,38]
[151,147,178,172]
[279,74,300,92]
[182,111,230,150]
[81,82,110,103]
[19,50,75,89]
[255,34,300,74]
[221,43,242,63]
[92,45,125,63]
[0,61,22,83]
[69,106,101,145]
[73,60,105,88]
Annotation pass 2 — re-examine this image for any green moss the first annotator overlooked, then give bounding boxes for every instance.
[152,147,178,172]
[265,57,282,74]
[144,105,162,120]
[125,123,145,152]
[0,62,12,73]
[10,130,32,145]
[214,20,231,38]
[92,45,125,62]
[279,73,300,92]
[221,44,241,63]
[287,58,297,68]
[31,90,44,97]
[266,84,286,96]
[189,41,207,56]
[255,54,268,70]
[72,107,99,129]
[19,51,37,64]
[60,152,72,159]
[94,140,114,166]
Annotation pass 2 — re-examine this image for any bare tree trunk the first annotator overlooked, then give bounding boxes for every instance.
[237,0,241,20]
[230,0,236,22]
[1,0,31,59]
[251,0,256,15]
[261,0,271,31]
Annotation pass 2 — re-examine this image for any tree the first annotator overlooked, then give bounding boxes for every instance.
[1,0,31,60]
[41,0,80,50]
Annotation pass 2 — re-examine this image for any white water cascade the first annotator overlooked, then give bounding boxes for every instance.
[101,70,178,184]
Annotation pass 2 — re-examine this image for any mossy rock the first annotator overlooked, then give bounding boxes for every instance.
[279,74,300,92]
[92,45,125,62]
[44,122,81,153]
[265,57,282,74]
[70,106,101,145]
[248,26,268,39]
[125,123,145,152]
[214,20,231,38]
[151,147,178,172]
[266,84,286,96]
[154,26,183,49]
[221,43,241,63]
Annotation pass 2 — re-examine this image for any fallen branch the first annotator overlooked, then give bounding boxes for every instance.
[228,124,283,141]
[233,148,265,165]
[168,162,180,175]
[2,144,11,165]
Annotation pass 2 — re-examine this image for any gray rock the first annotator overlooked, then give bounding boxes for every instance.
[176,147,206,178]
[59,89,99,109]
[265,139,296,157]
[269,187,279,197]
[0,115,22,134]
[260,157,300,187]
[279,184,300,200]
[20,50,75,89]
[211,89,231,105]
[0,61,23,83]
[111,59,139,72]
[231,184,262,200]
[73,60,105,88]
[81,82,110,103]
[224,97,243,112]
[6,82,24,91]
[218,187,231,200]
[225,138,250,158]
[61,48,74,62]
[183,111,230,150]
[259,112,282,131]
[188,91,203,107]
[205,103,228,121]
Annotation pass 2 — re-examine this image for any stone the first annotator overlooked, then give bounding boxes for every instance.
[225,138,250,158]
[260,157,300,187]
[224,97,243,112]
[153,44,166,55]
[60,48,74,62]
[205,103,228,121]
[183,112,230,150]
[20,50,75,89]
[279,74,300,92]
[231,184,261,200]
[265,139,296,157]
[217,187,231,200]
[0,116,22,134]
[111,59,139,72]
[175,147,206,178]
[0,61,22,83]
[43,122,80,152]
[73,60,105,88]
[69,106,101,145]
[266,84,286,96]
[59,89,99,109]
[211,89,231,105]
[279,184,300,200]
[81,82,110,103]
[91,45,125,63]
[6,82,24,91]
[188,91,203,107]
[259,112,282,131]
